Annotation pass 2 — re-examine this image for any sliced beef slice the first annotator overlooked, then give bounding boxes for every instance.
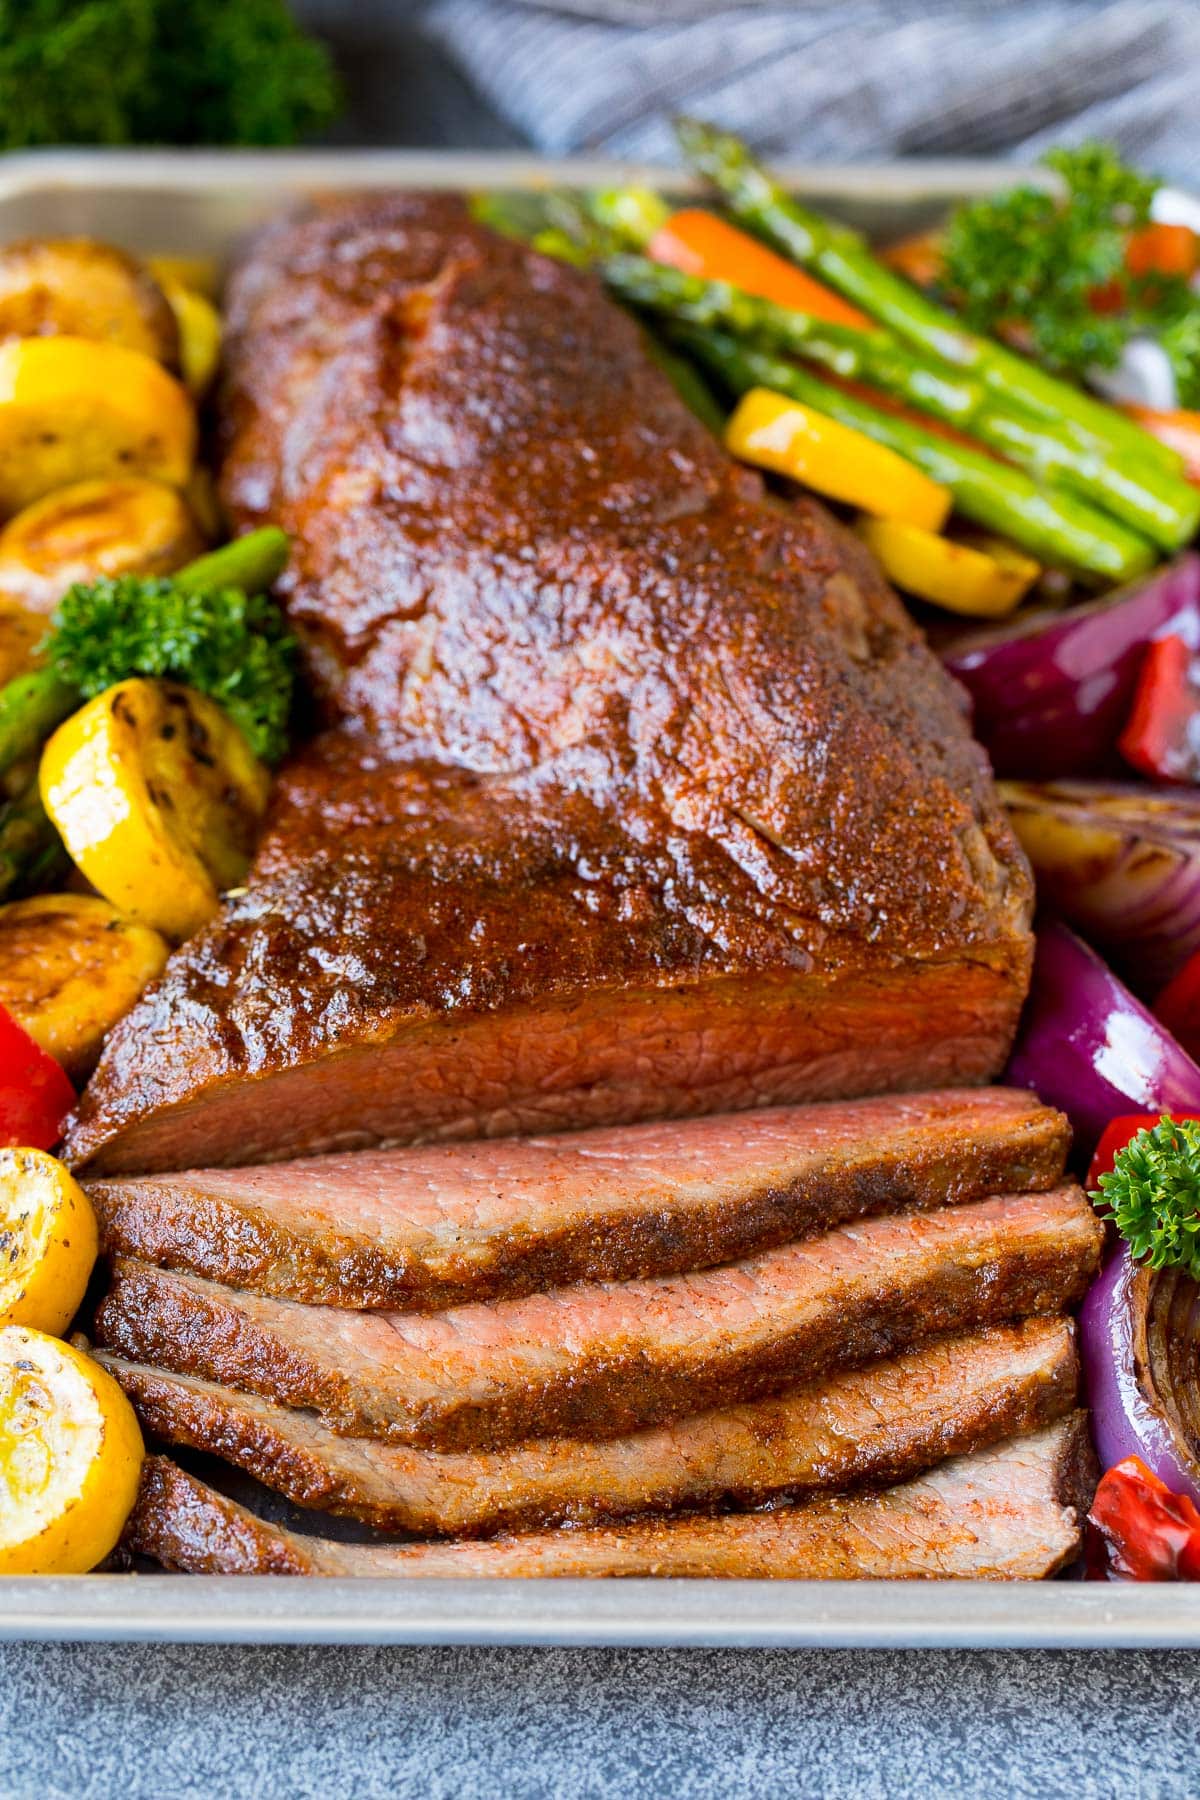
[125,1415,1096,1579]
[85,1087,1069,1310]
[94,1186,1102,1452]
[100,1316,1078,1537]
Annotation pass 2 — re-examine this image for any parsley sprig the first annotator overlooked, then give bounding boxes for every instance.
[48,576,294,764]
[943,144,1200,406]
[1092,1116,1200,1279]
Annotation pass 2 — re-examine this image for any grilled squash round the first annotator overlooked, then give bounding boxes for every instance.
[0,338,196,518]
[0,238,179,368]
[0,478,205,614]
[0,603,46,685]
[0,1147,98,1337]
[39,679,271,942]
[0,894,169,1080]
[0,1325,143,1575]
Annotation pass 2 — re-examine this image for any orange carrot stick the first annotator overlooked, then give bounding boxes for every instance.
[648,209,869,330]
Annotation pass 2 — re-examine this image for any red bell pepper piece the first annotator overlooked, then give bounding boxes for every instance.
[1118,633,1200,783]
[1084,1111,1200,1188]
[0,1001,74,1150]
[1154,951,1200,1064]
[1089,1456,1200,1581]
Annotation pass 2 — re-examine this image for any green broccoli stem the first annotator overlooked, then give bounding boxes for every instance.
[674,118,1186,481]
[677,325,1156,581]
[604,254,1200,551]
[0,774,65,902]
[172,527,291,597]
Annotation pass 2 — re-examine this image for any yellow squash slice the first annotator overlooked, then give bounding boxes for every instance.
[0,1325,144,1575]
[161,282,222,398]
[0,894,168,1080]
[856,516,1040,618]
[0,238,179,368]
[725,387,952,531]
[0,478,205,614]
[0,1147,97,1337]
[0,337,196,519]
[39,679,271,942]
[0,602,45,684]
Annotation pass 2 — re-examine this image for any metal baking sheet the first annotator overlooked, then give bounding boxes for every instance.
[5,1576,1200,1648]
[0,146,1182,1647]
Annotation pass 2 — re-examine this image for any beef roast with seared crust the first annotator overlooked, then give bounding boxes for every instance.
[126,1416,1095,1579]
[85,1088,1068,1310]
[65,195,1033,1176]
[100,1317,1077,1537]
[94,1187,1101,1452]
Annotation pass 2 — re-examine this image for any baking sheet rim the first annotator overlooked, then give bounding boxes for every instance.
[0,143,1167,1646]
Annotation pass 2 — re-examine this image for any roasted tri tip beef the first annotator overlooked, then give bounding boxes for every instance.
[83,1088,1069,1310]
[126,1416,1097,1580]
[99,1317,1078,1539]
[65,193,1034,1177]
[94,1186,1101,1452]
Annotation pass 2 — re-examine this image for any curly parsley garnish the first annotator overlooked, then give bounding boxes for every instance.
[943,143,1200,405]
[1092,1115,1200,1278]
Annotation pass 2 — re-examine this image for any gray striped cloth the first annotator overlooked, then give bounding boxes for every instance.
[425,0,1200,184]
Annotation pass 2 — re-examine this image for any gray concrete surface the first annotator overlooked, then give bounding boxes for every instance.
[0,9,1192,1796]
[2,1642,1198,1798]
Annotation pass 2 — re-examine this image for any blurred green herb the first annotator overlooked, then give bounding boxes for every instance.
[943,143,1200,406]
[0,0,341,150]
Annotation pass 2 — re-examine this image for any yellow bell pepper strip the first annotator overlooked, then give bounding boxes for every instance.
[161,281,223,397]
[0,1325,144,1575]
[683,327,1155,580]
[0,1146,97,1336]
[856,516,1040,618]
[39,677,271,942]
[147,253,221,301]
[725,387,952,530]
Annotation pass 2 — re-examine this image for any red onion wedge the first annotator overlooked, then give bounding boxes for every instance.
[1080,1246,1200,1511]
[1002,780,1200,996]
[1006,921,1200,1157]
[943,552,1200,778]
